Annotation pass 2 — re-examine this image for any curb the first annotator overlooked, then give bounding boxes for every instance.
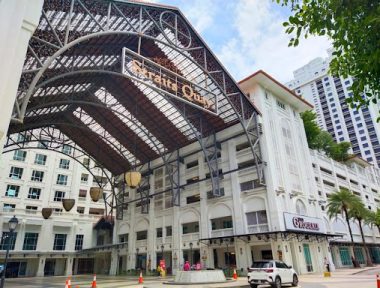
[351,266,380,275]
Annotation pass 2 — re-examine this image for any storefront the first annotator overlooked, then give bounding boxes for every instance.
[200,213,340,275]
[330,242,380,267]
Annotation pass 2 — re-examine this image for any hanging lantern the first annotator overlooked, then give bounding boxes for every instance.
[41,208,52,219]
[90,187,103,202]
[62,199,75,212]
[125,171,141,188]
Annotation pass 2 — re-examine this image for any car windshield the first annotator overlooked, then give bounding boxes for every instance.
[251,261,273,268]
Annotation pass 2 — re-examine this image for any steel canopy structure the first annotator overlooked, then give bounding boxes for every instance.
[4,0,264,218]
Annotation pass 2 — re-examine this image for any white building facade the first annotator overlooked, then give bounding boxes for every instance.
[1,72,379,278]
[286,51,380,168]
[112,71,378,276]
[0,144,113,277]
[0,1,379,279]
[310,150,380,266]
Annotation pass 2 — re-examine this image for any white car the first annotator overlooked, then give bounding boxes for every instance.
[247,260,298,288]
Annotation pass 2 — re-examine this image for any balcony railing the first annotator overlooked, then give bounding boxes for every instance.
[136,239,147,247]
[247,224,269,234]
[211,228,233,238]
[182,233,200,242]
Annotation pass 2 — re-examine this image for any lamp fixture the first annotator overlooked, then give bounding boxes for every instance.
[125,171,142,188]
[8,215,18,232]
[90,187,103,202]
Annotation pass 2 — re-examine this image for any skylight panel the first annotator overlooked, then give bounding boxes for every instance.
[94,88,166,154]
[131,80,196,139]
[73,108,137,164]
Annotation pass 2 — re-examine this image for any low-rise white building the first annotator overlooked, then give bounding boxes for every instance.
[0,144,112,277]
[113,70,378,276]
[1,70,379,278]
[310,150,380,266]
[0,1,379,278]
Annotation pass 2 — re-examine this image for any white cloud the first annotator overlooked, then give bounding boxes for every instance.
[217,0,331,83]
[181,0,218,33]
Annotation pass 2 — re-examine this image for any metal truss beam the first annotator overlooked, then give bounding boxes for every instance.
[12,0,266,218]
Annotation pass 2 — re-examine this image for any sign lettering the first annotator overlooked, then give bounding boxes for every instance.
[122,48,217,115]
[292,217,319,231]
[284,212,325,234]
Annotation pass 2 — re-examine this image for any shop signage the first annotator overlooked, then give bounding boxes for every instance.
[283,212,325,234]
[122,48,218,115]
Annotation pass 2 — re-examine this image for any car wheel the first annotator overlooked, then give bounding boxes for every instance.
[250,284,258,288]
[292,274,299,286]
[271,277,281,288]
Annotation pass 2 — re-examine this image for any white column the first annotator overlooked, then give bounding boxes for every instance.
[147,173,155,271]
[109,249,118,275]
[36,256,46,277]
[65,256,74,276]
[198,153,208,238]
[235,239,249,271]
[0,0,43,157]
[127,188,136,270]
[226,140,245,234]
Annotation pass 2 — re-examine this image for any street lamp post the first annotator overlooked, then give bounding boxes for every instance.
[0,216,19,288]
[189,242,193,268]
[161,245,164,261]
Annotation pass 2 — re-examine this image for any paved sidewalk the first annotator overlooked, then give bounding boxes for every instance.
[296,265,380,288]
[4,267,380,288]
[300,265,380,279]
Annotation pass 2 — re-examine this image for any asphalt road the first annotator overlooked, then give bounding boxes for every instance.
[298,267,380,288]
[3,269,380,288]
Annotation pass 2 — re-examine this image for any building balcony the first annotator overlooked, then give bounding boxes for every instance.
[247,224,269,234]
[337,178,348,187]
[321,171,335,181]
[136,239,148,247]
[211,228,234,238]
[182,233,200,242]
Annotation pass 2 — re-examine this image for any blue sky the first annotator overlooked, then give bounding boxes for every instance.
[147,0,331,83]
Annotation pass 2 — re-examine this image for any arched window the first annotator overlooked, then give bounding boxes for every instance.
[296,199,306,215]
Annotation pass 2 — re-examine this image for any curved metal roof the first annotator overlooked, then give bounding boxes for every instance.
[9,0,259,176]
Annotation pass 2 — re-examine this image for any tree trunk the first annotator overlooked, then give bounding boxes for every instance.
[358,219,373,267]
[344,208,354,243]
[343,208,356,264]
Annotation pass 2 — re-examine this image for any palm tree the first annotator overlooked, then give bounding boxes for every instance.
[327,188,360,244]
[367,208,380,234]
[349,200,373,266]
[327,188,361,266]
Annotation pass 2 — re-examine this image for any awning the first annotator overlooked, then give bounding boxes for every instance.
[200,230,342,245]
[329,241,380,247]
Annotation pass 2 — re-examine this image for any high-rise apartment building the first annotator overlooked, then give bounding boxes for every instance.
[286,50,380,168]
